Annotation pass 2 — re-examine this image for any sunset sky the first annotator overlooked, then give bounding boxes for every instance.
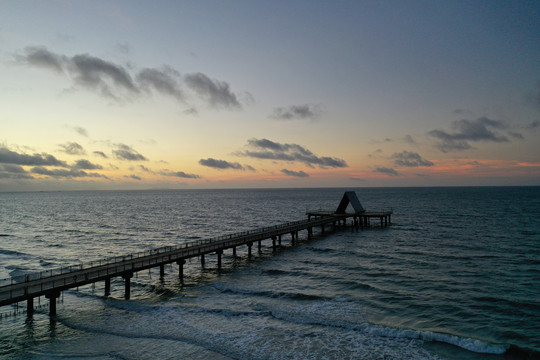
[1,1,539,191]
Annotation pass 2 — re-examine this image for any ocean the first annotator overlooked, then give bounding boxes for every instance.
[0,187,538,360]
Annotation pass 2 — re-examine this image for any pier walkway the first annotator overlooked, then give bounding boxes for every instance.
[0,192,391,317]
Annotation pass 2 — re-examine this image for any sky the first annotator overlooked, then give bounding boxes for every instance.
[1,0,539,191]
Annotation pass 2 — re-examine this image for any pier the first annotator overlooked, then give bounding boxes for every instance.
[0,192,391,317]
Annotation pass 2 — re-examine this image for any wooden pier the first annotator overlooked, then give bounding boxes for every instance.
[0,192,391,317]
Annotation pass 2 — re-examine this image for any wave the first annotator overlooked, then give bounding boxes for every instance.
[213,283,329,301]
[265,305,509,355]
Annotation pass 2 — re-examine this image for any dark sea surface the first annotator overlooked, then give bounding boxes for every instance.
[0,187,538,360]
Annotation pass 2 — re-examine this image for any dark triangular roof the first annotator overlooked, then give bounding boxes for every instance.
[335,191,365,214]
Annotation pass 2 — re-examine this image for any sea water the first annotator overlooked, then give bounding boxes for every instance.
[0,187,538,360]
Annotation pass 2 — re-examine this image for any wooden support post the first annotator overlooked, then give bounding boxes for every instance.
[258,240,262,252]
[272,236,276,252]
[160,264,165,279]
[291,232,295,245]
[27,297,34,317]
[247,242,253,259]
[232,246,237,257]
[389,215,392,225]
[122,273,133,300]
[380,217,383,227]
[308,227,313,239]
[321,224,325,233]
[45,291,60,316]
[177,259,185,285]
[104,278,111,296]
[201,254,205,267]
[278,235,282,246]
[217,250,223,269]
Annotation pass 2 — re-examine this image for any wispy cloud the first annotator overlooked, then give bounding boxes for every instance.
[0,146,67,167]
[199,158,244,170]
[184,72,241,109]
[93,151,108,158]
[16,46,244,110]
[72,126,89,137]
[59,142,86,155]
[160,170,201,179]
[392,151,434,167]
[270,104,322,120]
[31,166,107,179]
[428,117,514,152]
[281,169,309,177]
[374,167,399,176]
[72,159,103,170]
[137,67,183,100]
[113,144,147,161]
[239,138,347,168]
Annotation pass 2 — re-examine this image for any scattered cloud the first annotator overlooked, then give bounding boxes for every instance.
[199,158,244,170]
[350,177,365,182]
[59,142,86,155]
[527,121,539,131]
[31,166,106,179]
[392,151,434,167]
[72,159,103,170]
[184,72,241,109]
[160,170,201,179]
[93,151,108,158]
[16,46,244,109]
[281,169,309,177]
[374,167,399,176]
[72,126,89,137]
[239,138,348,168]
[428,117,513,152]
[403,135,416,144]
[270,104,322,120]
[0,146,67,167]
[113,144,147,161]
[137,67,183,100]
[128,175,142,181]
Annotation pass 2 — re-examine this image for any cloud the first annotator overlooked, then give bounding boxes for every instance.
[374,167,399,176]
[0,146,67,167]
[128,175,142,181]
[185,72,241,109]
[93,151,108,158]
[31,166,106,179]
[113,144,147,161]
[199,158,244,170]
[59,142,86,155]
[281,169,309,177]
[0,164,33,179]
[160,170,201,179]
[403,135,416,144]
[350,177,365,182]
[17,46,243,109]
[270,104,322,120]
[392,151,434,167]
[137,67,183,100]
[72,126,89,137]
[527,121,539,131]
[428,117,512,152]
[18,46,65,73]
[72,159,103,170]
[239,138,348,168]
[70,53,138,97]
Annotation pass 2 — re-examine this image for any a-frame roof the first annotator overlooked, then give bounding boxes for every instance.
[335,191,365,214]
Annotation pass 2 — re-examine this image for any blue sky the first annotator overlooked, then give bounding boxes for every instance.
[1,1,539,190]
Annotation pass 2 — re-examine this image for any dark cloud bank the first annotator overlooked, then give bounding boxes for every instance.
[17,46,244,109]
